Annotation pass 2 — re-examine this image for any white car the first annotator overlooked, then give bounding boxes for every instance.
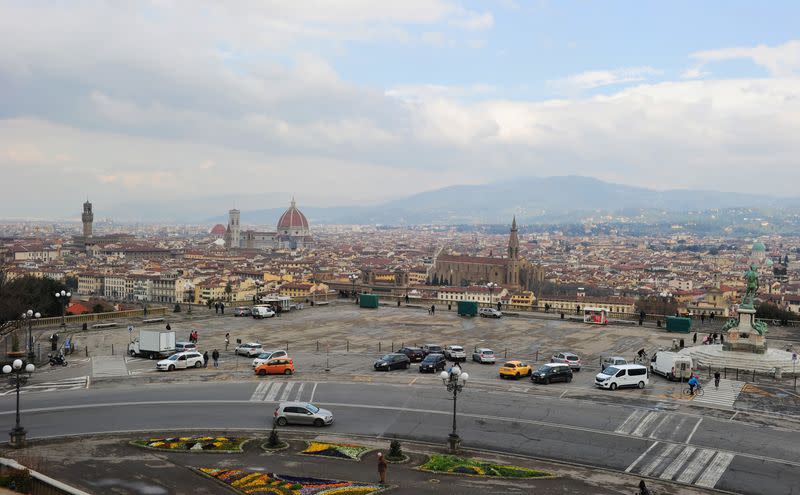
[443,345,467,362]
[156,351,204,371]
[235,342,264,357]
[252,349,289,368]
[252,306,276,319]
[472,348,496,364]
[479,308,502,318]
[175,342,197,353]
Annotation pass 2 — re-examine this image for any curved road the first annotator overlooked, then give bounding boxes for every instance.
[1,379,798,495]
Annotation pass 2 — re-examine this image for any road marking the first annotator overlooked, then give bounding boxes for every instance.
[625,441,660,473]
[685,418,703,444]
[309,382,318,403]
[265,383,282,402]
[675,449,715,483]
[279,382,295,401]
[250,382,269,402]
[631,412,660,437]
[616,410,647,435]
[640,443,679,476]
[646,414,669,439]
[559,389,569,399]
[695,452,735,488]
[729,411,739,421]
[659,446,696,480]
[0,376,90,396]
[293,383,305,401]
[408,377,418,386]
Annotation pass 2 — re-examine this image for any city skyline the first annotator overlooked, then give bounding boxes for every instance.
[2,2,800,216]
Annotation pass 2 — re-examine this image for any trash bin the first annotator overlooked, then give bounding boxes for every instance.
[560,312,564,319]
[680,338,685,349]
[82,322,88,331]
[657,320,662,328]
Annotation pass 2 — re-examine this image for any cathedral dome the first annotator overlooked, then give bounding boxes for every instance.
[277,198,309,231]
[210,224,226,235]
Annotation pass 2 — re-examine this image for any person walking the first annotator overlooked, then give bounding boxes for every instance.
[220,303,225,315]
[165,323,171,331]
[701,313,706,324]
[212,349,220,368]
[214,302,219,314]
[693,332,697,345]
[224,332,230,351]
[638,479,651,495]
[203,351,209,368]
[430,304,435,316]
[714,370,721,389]
[377,452,387,484]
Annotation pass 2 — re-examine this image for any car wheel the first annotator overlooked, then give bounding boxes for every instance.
[527,369,532,376]
[404,362,410,369]
[543,377,550,385]
[575,368,580,372]
[194,361,202,368]
[129,350,136,357]
[314,418,324,427]
[638,381,645,389]
[515,372,520,378]
[610,382,618,390]
[284,369,292,375]
[168,365,175,372]
[259,369,267,376]
[276,417,287,426]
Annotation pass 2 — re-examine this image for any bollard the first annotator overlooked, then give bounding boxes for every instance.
[504,348,507,358]
[347,340,349,352]
[112,344,114,355]
[736,368,739,381]
[708,365,712,378]
[286,341,289,352]
[753,369,756,383]
[85,347,89,357]
[724,367,727,378]
[535,349,539,362]
[316,341,319,352]
[391,341,394,352]
[379,342,381,352]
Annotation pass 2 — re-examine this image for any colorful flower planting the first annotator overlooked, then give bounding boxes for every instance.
[420,454,553,478]
[301,441,371,461]
[132,436,247,452]
[198,468,386,494]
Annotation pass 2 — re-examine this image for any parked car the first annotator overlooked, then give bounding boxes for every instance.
[595,364,649,390]
[419,353,447,373]
[443,345,467,362]
[252,349,289,368]
[156,351,204,371]
[373,353,411,371]
[472,348,496,364]
[233,306,252,317]
[235,342,264,357]
[397,346,424,362]
[421,344,444,356]
[175,341,197,353]
[479,308,502,318]
[273,402,333,427]
[531,363,573,384]
[650,351,693,381]
[252,306,276,319]
[499,360,532,379]
[600,356,628,371]
[255,358,294,376]
[551,351,582,371]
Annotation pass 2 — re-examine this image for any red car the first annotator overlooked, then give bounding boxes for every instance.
[397,346,424,362]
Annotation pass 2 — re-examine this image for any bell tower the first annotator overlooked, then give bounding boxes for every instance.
[507,216,520,286]
[82,200,93,238]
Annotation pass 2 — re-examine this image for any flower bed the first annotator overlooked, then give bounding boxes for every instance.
[132,436,248,453]
[198,468,387,494]
[301,441,371,461]
[420,454,553,478]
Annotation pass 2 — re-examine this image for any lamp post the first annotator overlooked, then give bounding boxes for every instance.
[486,282,498,308]
[349,274,358,301]
[3,358,35,448]
[21,310,40,361]
[440,364,469,452]
[254,280,264,304]
[55,289,71,328]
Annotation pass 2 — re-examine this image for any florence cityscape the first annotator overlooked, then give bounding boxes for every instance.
[1,2,799,495]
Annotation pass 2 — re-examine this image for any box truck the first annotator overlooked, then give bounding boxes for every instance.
[650,350,693,381]
[129,330,176,359]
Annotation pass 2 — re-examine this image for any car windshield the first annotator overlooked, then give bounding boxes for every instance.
[306,404,319,413]
[167,354,179,361]
[257,353,271,359]
[502,362,515,368]
[450,346,463,351]
[566,355,579,361]
[422,355,440,363]
[380,354,394,360]
[535,365,550,372]
[603,366,620,376]
[481,349,494,354]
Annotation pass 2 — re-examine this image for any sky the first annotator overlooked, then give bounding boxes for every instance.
[1,0,800,219]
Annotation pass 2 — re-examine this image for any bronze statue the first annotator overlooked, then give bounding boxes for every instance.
[741,263,759,308]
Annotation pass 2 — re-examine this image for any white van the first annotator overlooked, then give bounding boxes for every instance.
[595,364,649,390]
[650,351,692,381]
[252,305,276,319]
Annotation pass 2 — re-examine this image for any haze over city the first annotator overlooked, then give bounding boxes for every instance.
[2,1,800,219]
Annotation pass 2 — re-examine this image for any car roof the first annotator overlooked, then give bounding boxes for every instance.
[241,342,262,346]
[277,401,310,407]
[503,360,524,365]
[176,341,194,345]
[477,348,494,352]
[447,345,463,348]
[423,353,444,357]
[543,362,569,368]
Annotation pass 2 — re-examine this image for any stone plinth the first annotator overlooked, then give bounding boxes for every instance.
[722,308,767,354]
[680,345,796,374]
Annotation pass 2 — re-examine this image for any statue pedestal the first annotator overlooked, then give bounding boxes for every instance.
[722,308,767,354]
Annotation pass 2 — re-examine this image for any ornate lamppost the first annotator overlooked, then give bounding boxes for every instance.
[21,310,40,361]
[440,364,469,452]
[55,289,71,328]
[486,282,498,308]
[3,358,35,448]
[349,274,359,301]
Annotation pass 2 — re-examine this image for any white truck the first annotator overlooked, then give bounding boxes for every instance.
[650,350,693,381]
[128,330,176,359]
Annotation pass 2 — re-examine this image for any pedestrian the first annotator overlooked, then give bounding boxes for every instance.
[638,479,651,495]
[212,349,219,367]
[166,323,171,331]
[397,300,400,307]
[220,303,225,315]
[430,304,435,315]
[203,351,209,368]
[720,333,724,345]
[377,452,387,484]
[714,370,721,388]
[225,332,230,351]
[188,331,193,342]
[497,301,502,311]
[713,332,718,344]
[693,332,697,345]
[710,311,715,321]
[215,302,219,314]
[701,313,705,324]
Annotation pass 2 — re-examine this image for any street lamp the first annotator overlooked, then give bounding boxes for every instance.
[254,280,264,304]
[55,289,71,328]
[440,364,469,452]
[21,310,40,361]
[486,282,498,307]
[3,358,35,448]
[349,274,359,301]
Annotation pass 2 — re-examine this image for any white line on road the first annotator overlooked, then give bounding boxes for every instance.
[676,449,715,484]
[659,446,696,480]
[640,443,679,476]
[685,417,703,444]
[279,382,295,401]
[265,383,282,402]
[632,411,660,437]
[616,409,647,435]
[625,441,660,473]
[293,383,305,402]
[646,414,669,439]
[695,452,735,488]
[310,382,318,403]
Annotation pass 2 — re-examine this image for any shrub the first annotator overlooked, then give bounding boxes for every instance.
[173,303,181,313]
[388,439,403,459]
[267,425,281,448]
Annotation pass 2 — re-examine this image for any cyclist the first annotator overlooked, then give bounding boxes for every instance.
[688,374,699,395]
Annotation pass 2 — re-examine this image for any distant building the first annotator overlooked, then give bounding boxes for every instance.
[72,200,134,251]
[225,198,312,251]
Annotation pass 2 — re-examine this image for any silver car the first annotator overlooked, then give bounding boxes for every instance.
[551,351,582,371]
[472,348,496,364]
[273,402,333,427]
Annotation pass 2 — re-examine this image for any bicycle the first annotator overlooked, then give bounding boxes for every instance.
[683,385,704,397]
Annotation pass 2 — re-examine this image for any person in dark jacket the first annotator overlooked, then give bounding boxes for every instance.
[212,349,220,367]
[203,351,209,368]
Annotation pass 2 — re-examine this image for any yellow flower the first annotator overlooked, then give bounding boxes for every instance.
[303,442,332,453]
[213,442,223,447]
[179,437,191,441]
[149,442,164,447]
[232,473,261,487]
[216,437,228,441]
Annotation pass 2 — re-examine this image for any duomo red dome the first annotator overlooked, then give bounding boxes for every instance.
[277,198,309,230]
[210,224,226,235]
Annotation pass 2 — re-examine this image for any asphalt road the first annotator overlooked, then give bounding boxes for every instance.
[1,379,798,495]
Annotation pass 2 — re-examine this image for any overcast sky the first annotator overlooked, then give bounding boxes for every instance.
[2,1,799,219]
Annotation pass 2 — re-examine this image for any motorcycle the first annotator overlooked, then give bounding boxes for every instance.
[49,353,68,366]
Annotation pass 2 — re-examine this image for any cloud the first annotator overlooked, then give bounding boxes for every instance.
[552,66,662,91]
[385,83,496,102]
[680,67,710,79]
[450,12,494,30]
[690,40,800,77]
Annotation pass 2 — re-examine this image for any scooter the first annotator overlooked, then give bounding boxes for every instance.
[49,353,68,366]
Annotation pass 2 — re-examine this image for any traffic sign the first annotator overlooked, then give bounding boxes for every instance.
[128,325,134,333]
[793,353,797,362]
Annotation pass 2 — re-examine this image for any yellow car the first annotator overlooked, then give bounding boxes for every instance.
[499,360,532,379]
